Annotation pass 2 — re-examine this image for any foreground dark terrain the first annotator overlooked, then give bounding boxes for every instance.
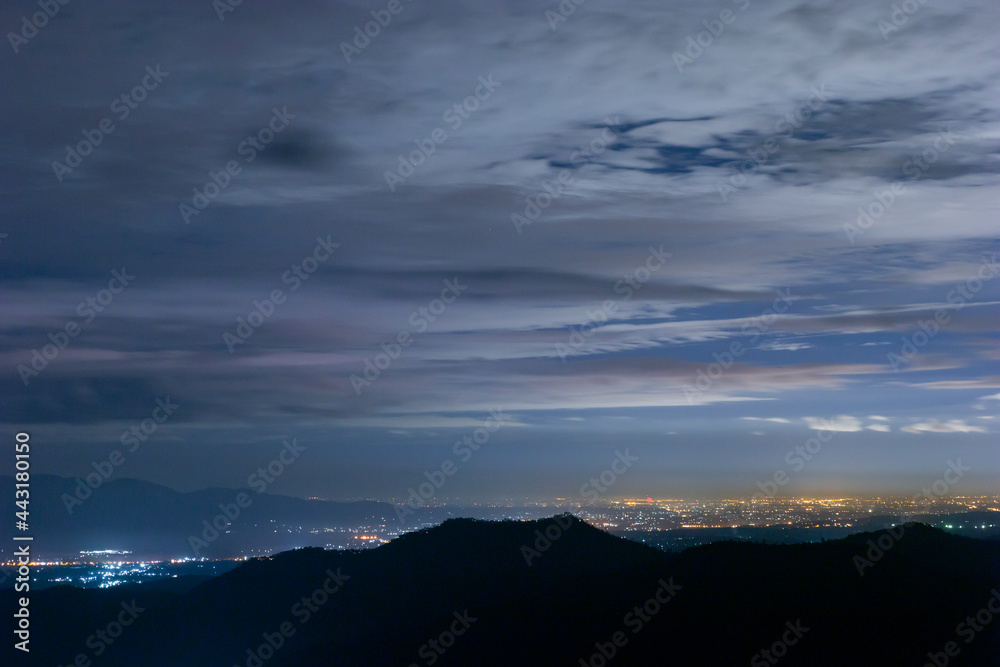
[5,515,999,666]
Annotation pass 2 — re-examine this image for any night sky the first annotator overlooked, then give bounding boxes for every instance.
[2,0,998,501]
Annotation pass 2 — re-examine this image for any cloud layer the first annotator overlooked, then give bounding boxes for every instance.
[1,0,997,498]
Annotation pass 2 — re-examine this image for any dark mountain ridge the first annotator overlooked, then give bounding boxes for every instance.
[4,515,998,666]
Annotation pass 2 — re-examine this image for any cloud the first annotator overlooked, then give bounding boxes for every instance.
[901,420,987,434]
[1,0,999,496]
[866,424,891,432]
[336,414,525,429]
[741,417,792,423]
[758,341,813,352]
[909,380,1000,390]
[803,415,863,432]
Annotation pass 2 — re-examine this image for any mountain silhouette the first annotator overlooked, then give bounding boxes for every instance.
[4,515,998,666]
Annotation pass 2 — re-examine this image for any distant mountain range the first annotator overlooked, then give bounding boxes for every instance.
[5,515,998,665]
[0,475,396,559]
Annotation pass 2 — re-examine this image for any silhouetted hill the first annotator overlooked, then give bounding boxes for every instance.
[853,510,1000,540]
[4,516,998,666]
[0,475,396,559]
